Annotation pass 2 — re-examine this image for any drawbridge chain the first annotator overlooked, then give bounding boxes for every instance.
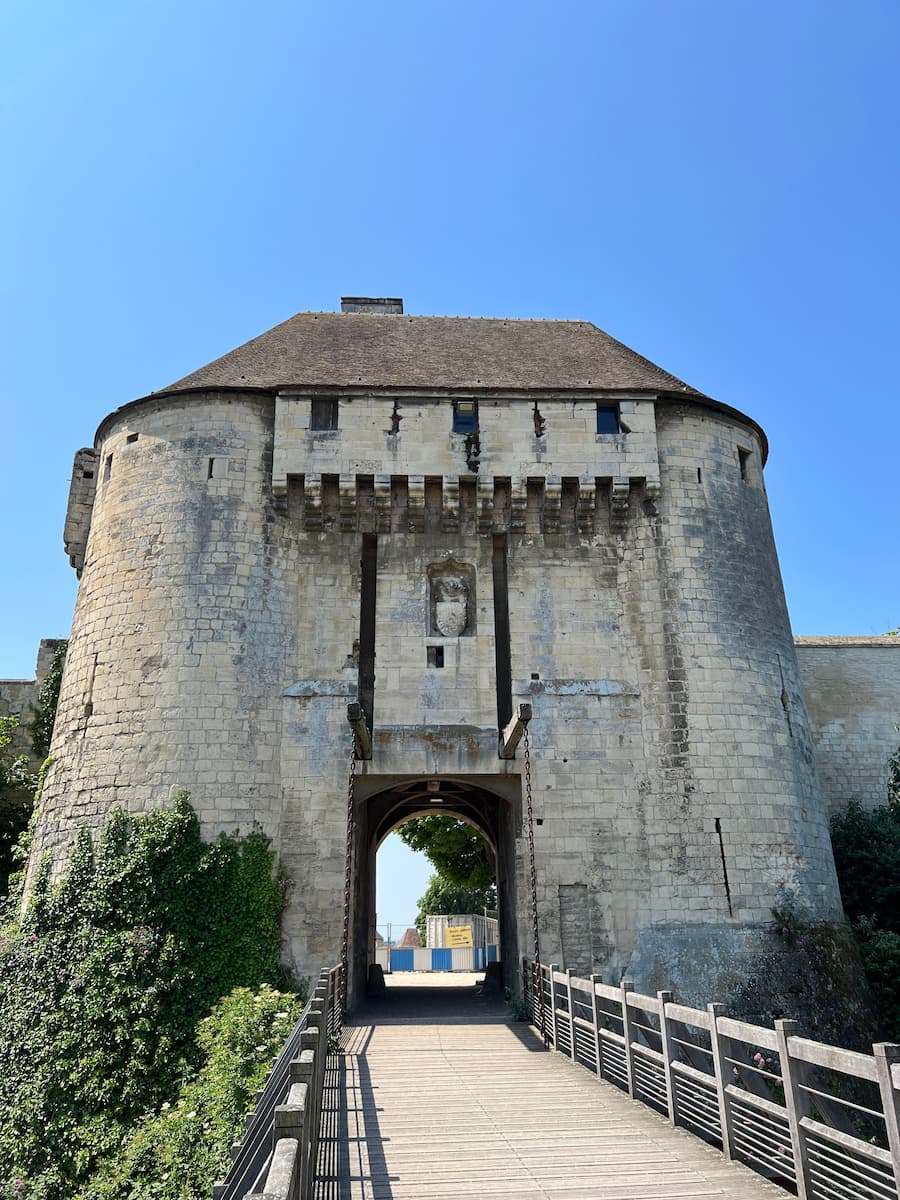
[339,731,358,1020]
[522,724,546,1040]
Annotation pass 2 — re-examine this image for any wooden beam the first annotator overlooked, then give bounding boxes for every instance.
[498,701,532,759]
[347,702,372,760]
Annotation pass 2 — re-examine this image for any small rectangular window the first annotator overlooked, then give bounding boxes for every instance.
[427,646,445,668]
[738,447,751,481]
[452,400,478,434]
[310,398,339,431]
[596,404,620,435]
[126,432,139,444]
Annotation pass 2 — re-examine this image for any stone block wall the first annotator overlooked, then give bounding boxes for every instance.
[795,638,900,812]
[23,380,852,1017]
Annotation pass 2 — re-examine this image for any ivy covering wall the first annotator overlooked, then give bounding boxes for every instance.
[0,796,300,1200]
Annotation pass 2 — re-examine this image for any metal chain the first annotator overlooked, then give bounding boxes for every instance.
[522,725,546,1041]
[339,733,358,1021]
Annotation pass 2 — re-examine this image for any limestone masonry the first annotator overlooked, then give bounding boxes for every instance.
[15,298,897,1016]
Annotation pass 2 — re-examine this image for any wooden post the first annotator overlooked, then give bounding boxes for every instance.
[620,979,636,1099]
[707,1002,734,1160]
[775,1018,812,1200]
[548,964,559,1050]
[657,990,677,1126]
[346,701,372,759]
[589,974,603,1078]
[499,701,532,759]
[566,969,577,1062]
[874,1043,900,1188]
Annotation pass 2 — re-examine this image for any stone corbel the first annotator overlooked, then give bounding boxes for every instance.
[338,474,357,531]
[478,477,495,534]
[374,475,392,533]
[442,476,460,533]
[509,477,528,533]
[543,477,562,533]
[304,475,323,529]
[610,477,631,531]
[576,477,596,533]
[408,476,426,532]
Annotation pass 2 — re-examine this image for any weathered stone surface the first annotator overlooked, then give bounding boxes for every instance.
[795,637,900,813]
[18,302,860,1023]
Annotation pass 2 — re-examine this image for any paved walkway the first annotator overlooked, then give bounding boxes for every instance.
[314,977,785,1199]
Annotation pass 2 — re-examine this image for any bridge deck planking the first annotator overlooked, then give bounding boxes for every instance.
[314,984,786,1200]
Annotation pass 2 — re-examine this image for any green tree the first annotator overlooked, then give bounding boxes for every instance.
[414,874,497,943]
[830,738,900,1041]
[397,815,494,889]
[0,715,34,896]
[830,800,900,932]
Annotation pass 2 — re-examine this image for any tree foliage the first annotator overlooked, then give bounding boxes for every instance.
[0,716,31,795]
[830,749,900,1041]
[414,874,497,943]
[830,800,900,932]
[397,816,494,890]
[0,795,291,1200]
[0,715,35,898]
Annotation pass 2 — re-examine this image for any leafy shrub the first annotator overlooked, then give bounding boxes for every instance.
[76,986,302,1200]
[830,801,900,932]
[830,796,900,1041]
[853,919,900,1043]
[0,796,290,1200]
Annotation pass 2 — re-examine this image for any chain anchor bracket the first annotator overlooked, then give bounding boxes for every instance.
[499,702,532,759]
[346,702,372,760]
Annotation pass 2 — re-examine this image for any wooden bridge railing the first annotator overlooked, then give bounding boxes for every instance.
[525,958,900,1200]
[212,963,342,1200]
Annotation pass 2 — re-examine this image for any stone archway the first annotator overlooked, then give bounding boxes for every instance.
[349,774,522,1008]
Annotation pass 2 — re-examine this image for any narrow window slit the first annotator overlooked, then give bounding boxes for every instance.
[738,447,750,481]
[104,454,112,482]
[208,458,215,479]
[697,467,702,483]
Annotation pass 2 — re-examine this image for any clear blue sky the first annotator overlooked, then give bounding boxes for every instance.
[2,1,898,924]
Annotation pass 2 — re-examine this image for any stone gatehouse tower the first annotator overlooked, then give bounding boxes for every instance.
[30,297,845,1011]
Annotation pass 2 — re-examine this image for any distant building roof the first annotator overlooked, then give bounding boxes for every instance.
[794,637,900,646]
[157,309,708,398]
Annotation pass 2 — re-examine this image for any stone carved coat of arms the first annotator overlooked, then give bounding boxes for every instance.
[432,575,469,638]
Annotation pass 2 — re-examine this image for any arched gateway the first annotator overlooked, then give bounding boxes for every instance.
[354,774,522,1002]
[30,297,848,1019]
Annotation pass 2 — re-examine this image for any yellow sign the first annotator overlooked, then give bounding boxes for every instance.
[445,925,473,948]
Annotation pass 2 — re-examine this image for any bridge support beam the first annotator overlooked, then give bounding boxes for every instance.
[347,702,372,760]
[499,702,532,759]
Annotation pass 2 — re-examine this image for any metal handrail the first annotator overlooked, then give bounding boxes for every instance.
[213,963,342,1200]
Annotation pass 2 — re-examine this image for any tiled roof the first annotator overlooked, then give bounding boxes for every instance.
[158,311,708,397]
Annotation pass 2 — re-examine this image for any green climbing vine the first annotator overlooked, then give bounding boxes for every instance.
[0,795,297,1200]
[28,641,67,761]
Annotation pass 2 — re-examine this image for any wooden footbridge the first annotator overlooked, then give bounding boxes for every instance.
[217,963,900,1200]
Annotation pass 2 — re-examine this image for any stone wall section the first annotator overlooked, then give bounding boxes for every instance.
[0,639,68,765]
[795,638,900,812]
[63,449,99,575]
[29,393,288,879]
[22,381,852,1014]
